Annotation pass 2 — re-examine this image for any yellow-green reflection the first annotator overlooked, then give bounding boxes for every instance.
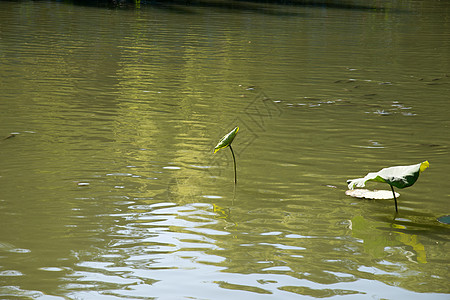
[350,215,427,263]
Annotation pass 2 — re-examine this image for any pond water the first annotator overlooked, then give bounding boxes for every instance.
[0,1,449,299]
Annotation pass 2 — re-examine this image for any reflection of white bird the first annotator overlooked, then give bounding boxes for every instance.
[347,161,429,213]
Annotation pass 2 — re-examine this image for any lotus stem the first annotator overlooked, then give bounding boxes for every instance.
[229,145,237,185]
[390,184,398,213]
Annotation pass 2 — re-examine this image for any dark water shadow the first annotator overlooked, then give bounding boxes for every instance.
[236,0,386,12]
[35,0,395,15]
[59,0,304,15]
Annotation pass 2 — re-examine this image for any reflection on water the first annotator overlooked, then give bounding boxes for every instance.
[0,0,449,299]
[350,215,427,264]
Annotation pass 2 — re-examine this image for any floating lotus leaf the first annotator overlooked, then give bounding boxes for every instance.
[214,126,239,154]
[345,189,400,200]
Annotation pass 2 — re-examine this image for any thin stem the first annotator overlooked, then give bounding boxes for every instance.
[229,145,237,185]
[390,184,398,213]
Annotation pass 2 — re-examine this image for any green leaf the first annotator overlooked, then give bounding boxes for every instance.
[213,126,239,154]
[437,215,450,225]
[347,161,429,190]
